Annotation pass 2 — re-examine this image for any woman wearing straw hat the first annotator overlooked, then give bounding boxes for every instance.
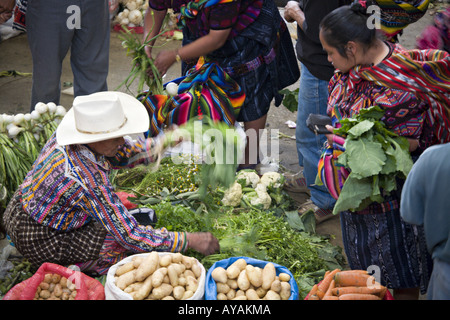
[1,91,219,275]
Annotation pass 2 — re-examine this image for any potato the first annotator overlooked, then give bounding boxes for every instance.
[39,281,50,290]
[53,284,63,297]
[211,267,227,284]
[151,269,166,288]
[116,270,137,290]
[246,265,262,288]
[216,282,230,294]
[246,288,260,300]
[230,258,247,271]
[270,279,281,293]
[256,287,267,298]
[172,252,183,263]
[135,251,159,282]
[167,264,179,287]
[134,275,153,300]
[184,269,195,279]
[227,279,238,290]
[178,276,187,287]
[52,274,61,284]
[61,291,70,300]
[226,289,236,300]
[182,290,194,300]
[191,261,202,278]
[280,282,291,300]
[59,276,68,288]
[226,265,240,280]
[217,292,228,300]
[186,276,198,293]
[162,296,175,300]
[48,282,55,293]
[40,289,51,299]
[43,273,53,283]
[152,283,173,300]
[264,290,281,300]
[182,256,194,269]
[124,282,143,293]
[235,289,246,297]
[279,272,291,282]
[237,270,250,291]
[262,263,276,290]
[159,254,172,267]
[173,286,185,300]
[132,256,144,268]
[116,261,135,276]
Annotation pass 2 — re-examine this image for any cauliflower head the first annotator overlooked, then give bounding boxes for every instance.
[221,182,242,207]
[243,183,272,209]
[236,170,260,188]
[260,171,284,189]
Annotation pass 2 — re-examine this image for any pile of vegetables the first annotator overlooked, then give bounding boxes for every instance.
[0,103,67,205]
[34,273,78,300]
[113,252,203,300]
[211,259,292,300]
[306,269,388,300]
[320,105,414,214]
[0,258,35,296]
[113,0,148,27]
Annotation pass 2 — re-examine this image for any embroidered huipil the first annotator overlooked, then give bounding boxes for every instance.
[20,133,187,253]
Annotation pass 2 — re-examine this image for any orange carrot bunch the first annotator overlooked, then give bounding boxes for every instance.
[306,269,387,300]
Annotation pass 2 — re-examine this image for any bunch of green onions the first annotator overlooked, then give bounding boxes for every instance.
[0,103,67,205]
[117,26,165,96]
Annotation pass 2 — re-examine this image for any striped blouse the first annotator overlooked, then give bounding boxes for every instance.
[20,133,187,253]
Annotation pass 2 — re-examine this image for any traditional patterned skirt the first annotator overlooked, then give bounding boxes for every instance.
[340,202,433,294]
[2,190,130,275]
[182,0,299,123]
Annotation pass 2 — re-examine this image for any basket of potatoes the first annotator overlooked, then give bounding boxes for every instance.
[205,256,299,300]
[105,252,206,300]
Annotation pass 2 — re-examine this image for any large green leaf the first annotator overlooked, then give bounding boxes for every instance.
[333,173,373,214]
[345,138,386,178]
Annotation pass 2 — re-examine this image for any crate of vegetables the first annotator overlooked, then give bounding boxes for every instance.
[105,252,206,300]
[205,256,299,300]
[304,269,394,300]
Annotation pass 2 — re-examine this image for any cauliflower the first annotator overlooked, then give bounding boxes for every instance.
[260,171,285,189]
[236,170,260,188]
[221,182,242,207]
[243,183,271,209]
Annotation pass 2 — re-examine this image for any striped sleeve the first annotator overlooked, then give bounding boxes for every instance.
[80,184,187,253]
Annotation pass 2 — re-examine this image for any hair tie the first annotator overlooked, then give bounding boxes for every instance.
[358,0,367,9]
[350,0,367,15]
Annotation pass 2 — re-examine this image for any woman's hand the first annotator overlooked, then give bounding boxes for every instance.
[407,138,419,152]
[284,1,305,26]
[153,50,177,77]
[186,232,220,256]
[324,124,335,146]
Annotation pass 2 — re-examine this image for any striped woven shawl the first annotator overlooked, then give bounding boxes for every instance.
[353,44,450,144]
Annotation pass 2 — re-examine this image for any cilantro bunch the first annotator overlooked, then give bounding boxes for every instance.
[330,105,414,214]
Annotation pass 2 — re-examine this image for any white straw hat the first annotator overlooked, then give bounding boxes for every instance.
[56,91,149,146]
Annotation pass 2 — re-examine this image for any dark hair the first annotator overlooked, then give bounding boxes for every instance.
[320,1,378,58]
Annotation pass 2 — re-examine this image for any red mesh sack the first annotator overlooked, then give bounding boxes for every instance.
[3,262,105,300]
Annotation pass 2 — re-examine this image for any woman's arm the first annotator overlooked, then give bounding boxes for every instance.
[153,28,231,75]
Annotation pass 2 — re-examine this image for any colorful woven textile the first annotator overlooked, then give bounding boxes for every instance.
[318,43,450,204]
[139,61,245,137]
[375,0,430,41]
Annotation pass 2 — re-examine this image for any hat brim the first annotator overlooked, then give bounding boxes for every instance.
[56,91,150,146]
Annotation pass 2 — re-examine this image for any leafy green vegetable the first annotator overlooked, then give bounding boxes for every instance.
[331,105,414,214]
[279,88,299,112]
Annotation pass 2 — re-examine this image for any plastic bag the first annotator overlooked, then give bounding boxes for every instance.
[205,256,299,300]
[105,252,206,300]
[3,262,105,300]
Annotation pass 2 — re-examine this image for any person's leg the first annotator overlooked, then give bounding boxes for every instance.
[239,114,267,169]
[27,0,74,110]
[295,63,335,210]
[70,0,109,98]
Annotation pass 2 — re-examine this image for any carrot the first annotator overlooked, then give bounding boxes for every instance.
[322,296,339,300]
[317,269,340,299]
[332,285,385,297]
[338,293,381,300]
[323,279,335,298]
[308,294,320,300]
[334,272,375,287]
[307,284,318,298]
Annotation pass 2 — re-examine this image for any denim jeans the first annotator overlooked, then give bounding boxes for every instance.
[295,63,335,210]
